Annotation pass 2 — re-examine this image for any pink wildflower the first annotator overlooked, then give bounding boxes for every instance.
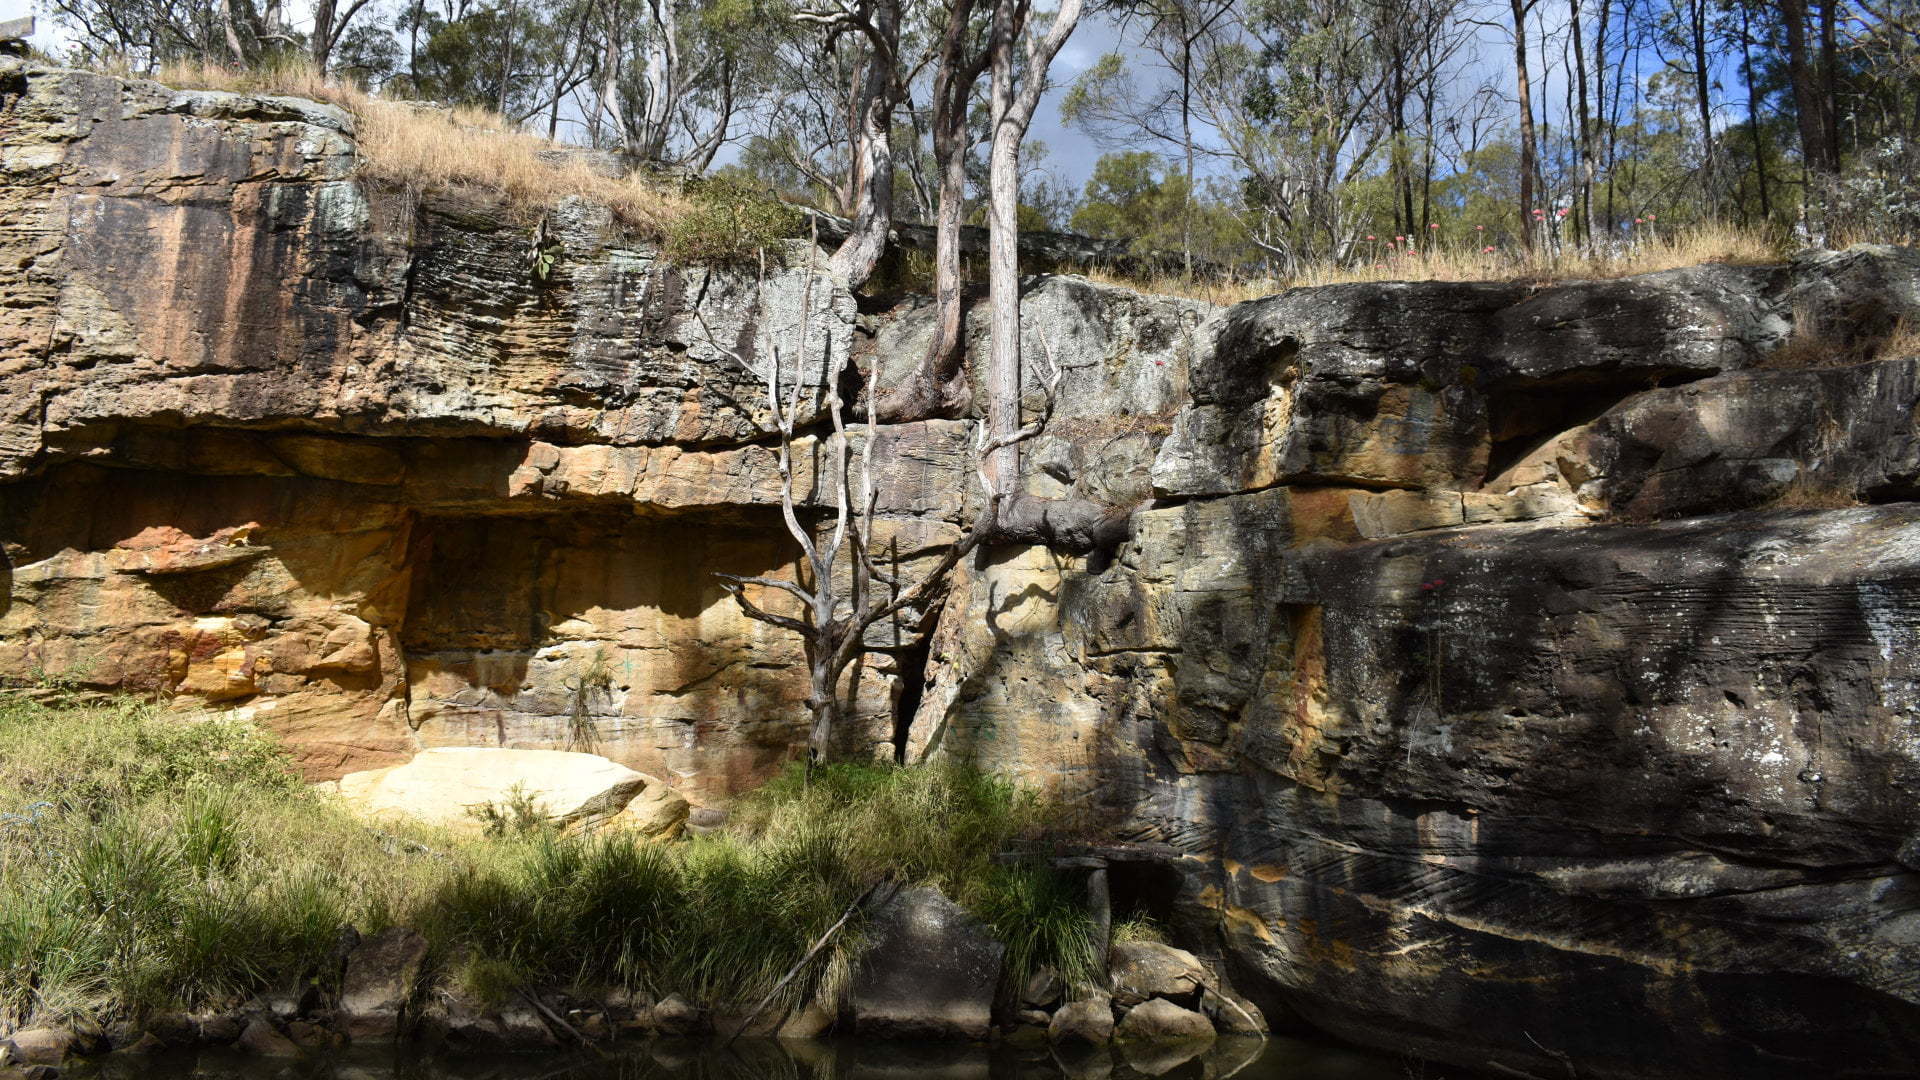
[1482,245,1494,253]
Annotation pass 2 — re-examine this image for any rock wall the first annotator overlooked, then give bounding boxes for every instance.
[914,249,1920,1078]
[0,60,961,799]
[4,59,1920,1079]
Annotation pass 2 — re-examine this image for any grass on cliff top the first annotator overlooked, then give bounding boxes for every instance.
[0,694,1094,1030]
[1087,221,1788,305]
[114,59,795,263]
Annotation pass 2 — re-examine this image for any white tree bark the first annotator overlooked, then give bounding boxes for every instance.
[986,0,1084,495]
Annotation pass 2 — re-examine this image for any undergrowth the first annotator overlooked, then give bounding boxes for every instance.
[0,696,1094,1030]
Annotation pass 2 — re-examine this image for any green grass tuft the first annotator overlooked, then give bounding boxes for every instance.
[0,697,1096,1028]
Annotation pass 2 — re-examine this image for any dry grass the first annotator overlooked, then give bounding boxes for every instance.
[1764,471,1866,510]
[1873,319,1920,361]
[1759,313,1920,370]
[145,60,690,234]
[1094,222,1788,305]
[1082,268,1278,307]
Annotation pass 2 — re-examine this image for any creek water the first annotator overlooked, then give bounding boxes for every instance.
[64,1034,1427,1080]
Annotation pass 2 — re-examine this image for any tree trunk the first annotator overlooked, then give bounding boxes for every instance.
[636,0,681,162]
[1817,0,1839,172]
[1572,0,1593,248]
[984,0,1083,496]
[311,0,338,71]
[497,0,519,115]
[1689,0,1715,211]
[1512,0,1537,251]
[876,0,985,423]
[1742,3,1771,220]
[1782,0,1827,178]
[987,7,1023,494]
[1181,35,1195,278]
[829,0,903,292]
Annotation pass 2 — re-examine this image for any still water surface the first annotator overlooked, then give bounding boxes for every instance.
[66,1035,1431,1080]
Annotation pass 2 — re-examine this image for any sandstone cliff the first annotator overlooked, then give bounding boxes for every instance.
[3,59,1919,1079]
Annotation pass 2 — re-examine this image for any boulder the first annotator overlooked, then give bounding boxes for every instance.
[651,994,702,1036]
[1199,986,1268,1034]
[685,806,730,837]
[338,927,429,1040]
[235,1019,300,1057]
[192,1015,239,1044]
[284,1021,342,1051]
[1108,941,1207,1008]
[1021,967,1063,1009]
[849,885,1005,1040]
[113,1033,163,1055]
[776,997,835,1040]
[611,776,691,840]
[1,1030,72,1067]
[141,1014,197,1048]
[1046,1000,1114,1046]
[1113,998,1215,1043]
[334,747,648,832]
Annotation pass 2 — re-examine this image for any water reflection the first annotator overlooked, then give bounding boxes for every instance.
[69,1035,1420,1080]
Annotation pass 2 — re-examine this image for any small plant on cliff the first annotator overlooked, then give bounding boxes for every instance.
[661,173,805,267]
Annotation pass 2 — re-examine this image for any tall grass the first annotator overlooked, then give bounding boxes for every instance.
[0,696,1094,1031]
[1087,222,1789,305]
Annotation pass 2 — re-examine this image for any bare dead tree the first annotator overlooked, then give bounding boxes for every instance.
[697,251,1063,767]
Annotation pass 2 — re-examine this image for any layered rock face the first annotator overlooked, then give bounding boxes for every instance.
[5,60,1920,1079]
[0,60,978,797]
[916,251,1920,1077]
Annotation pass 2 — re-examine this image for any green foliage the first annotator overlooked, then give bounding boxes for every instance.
[0,698,1093,1026]
[468,783,558,838]
[661,172,803,266]
[427,761,1097,1006]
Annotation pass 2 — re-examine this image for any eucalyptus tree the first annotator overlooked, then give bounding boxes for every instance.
[1061,0,1239,274]
[46,0,286,67]
[1219,0,1390,268]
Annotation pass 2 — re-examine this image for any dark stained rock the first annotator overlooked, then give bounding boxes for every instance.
[849,884,1005,1040]
[1113,998,1214,1043]
[919,501,1920,1079]
[235,1019,300,1057]
[338,927,429,1041]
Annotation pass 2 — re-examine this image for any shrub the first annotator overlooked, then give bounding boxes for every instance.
[661,173,805,267]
